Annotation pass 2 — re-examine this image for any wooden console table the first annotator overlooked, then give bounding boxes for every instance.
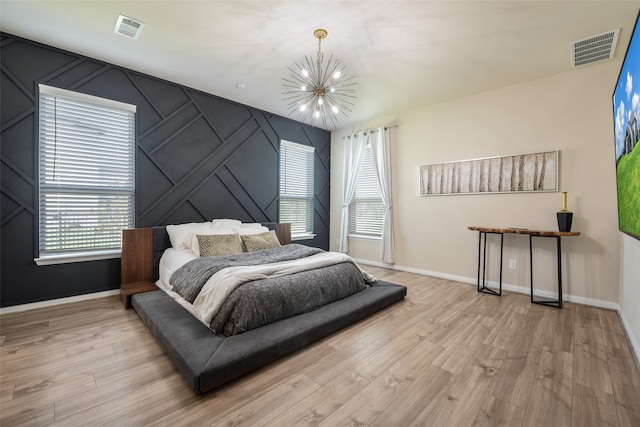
[468,226,580,308]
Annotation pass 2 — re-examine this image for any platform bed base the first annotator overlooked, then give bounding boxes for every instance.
[132,282,406,394]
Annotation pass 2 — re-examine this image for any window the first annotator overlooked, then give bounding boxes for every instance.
[36,84,136,265]
[279,140,315,240]
[349,144,385,237]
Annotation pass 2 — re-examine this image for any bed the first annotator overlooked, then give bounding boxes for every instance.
[122,221,407,394]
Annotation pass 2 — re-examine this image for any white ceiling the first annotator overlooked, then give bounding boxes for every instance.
[1,1,639,131]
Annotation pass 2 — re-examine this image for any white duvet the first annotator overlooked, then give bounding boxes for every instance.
[157,248,375,328]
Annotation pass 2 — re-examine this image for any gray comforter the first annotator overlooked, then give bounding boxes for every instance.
[170,244,370,336]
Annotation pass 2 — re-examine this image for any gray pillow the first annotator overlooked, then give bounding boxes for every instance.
[197,233,243,257]
[241,230,282,252]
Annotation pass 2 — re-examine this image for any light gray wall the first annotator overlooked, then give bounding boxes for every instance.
[331,59,624,307]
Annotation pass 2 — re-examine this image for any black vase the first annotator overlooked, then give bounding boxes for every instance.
[557,211,573,232]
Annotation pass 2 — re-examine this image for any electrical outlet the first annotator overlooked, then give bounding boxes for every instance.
[509,259,517,269]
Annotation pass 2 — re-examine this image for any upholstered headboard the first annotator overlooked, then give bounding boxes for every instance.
[121,222,291,284]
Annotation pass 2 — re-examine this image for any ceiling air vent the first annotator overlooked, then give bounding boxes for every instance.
[571,29,619,67]
[114,15,145,40]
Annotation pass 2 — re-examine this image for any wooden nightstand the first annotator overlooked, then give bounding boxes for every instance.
[120,228,156,309]
[120,280,158,309]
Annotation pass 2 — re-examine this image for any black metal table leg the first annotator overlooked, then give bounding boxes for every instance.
[557,236,563,308]
[477,230,482,293]
[477,231,502,296]
[530,235,562,308]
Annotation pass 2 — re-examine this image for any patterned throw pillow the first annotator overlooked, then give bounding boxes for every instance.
[196,234,243,257]
[240,230,281,252]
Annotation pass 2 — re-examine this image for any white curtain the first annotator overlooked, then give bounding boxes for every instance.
[338,131,367,253]
[369,126,395,263]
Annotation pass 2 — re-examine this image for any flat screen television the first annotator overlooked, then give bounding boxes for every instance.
[613,10,640,241]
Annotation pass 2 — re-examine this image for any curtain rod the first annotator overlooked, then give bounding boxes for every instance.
[341,124,398,139]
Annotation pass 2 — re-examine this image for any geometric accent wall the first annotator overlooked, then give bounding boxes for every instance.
[0,33,330,307]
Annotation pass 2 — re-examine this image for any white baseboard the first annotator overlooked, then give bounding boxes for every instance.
[619,310,640,368]
[355,259,620,311]
[0,289,119,315]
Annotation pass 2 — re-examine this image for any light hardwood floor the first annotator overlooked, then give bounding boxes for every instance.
[1,267,639,426]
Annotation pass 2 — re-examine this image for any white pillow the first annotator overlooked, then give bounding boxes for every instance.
[166,222,212,250]
[234,223,269,235]
[211,218,242,229]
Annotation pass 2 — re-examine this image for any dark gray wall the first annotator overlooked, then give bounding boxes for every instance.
[0,33,331,307]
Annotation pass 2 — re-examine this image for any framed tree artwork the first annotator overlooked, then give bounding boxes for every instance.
[420,151,558,196]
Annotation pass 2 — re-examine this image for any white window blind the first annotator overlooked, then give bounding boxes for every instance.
[279,140,315,239]
[349,145,385,236]
[38,84,136,260]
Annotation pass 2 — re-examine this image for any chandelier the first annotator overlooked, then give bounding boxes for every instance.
[282,29,357,129]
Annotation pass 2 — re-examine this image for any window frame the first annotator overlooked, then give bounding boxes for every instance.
[279,139,316,241]
[348,143,385,239]
[35,84,136,266]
